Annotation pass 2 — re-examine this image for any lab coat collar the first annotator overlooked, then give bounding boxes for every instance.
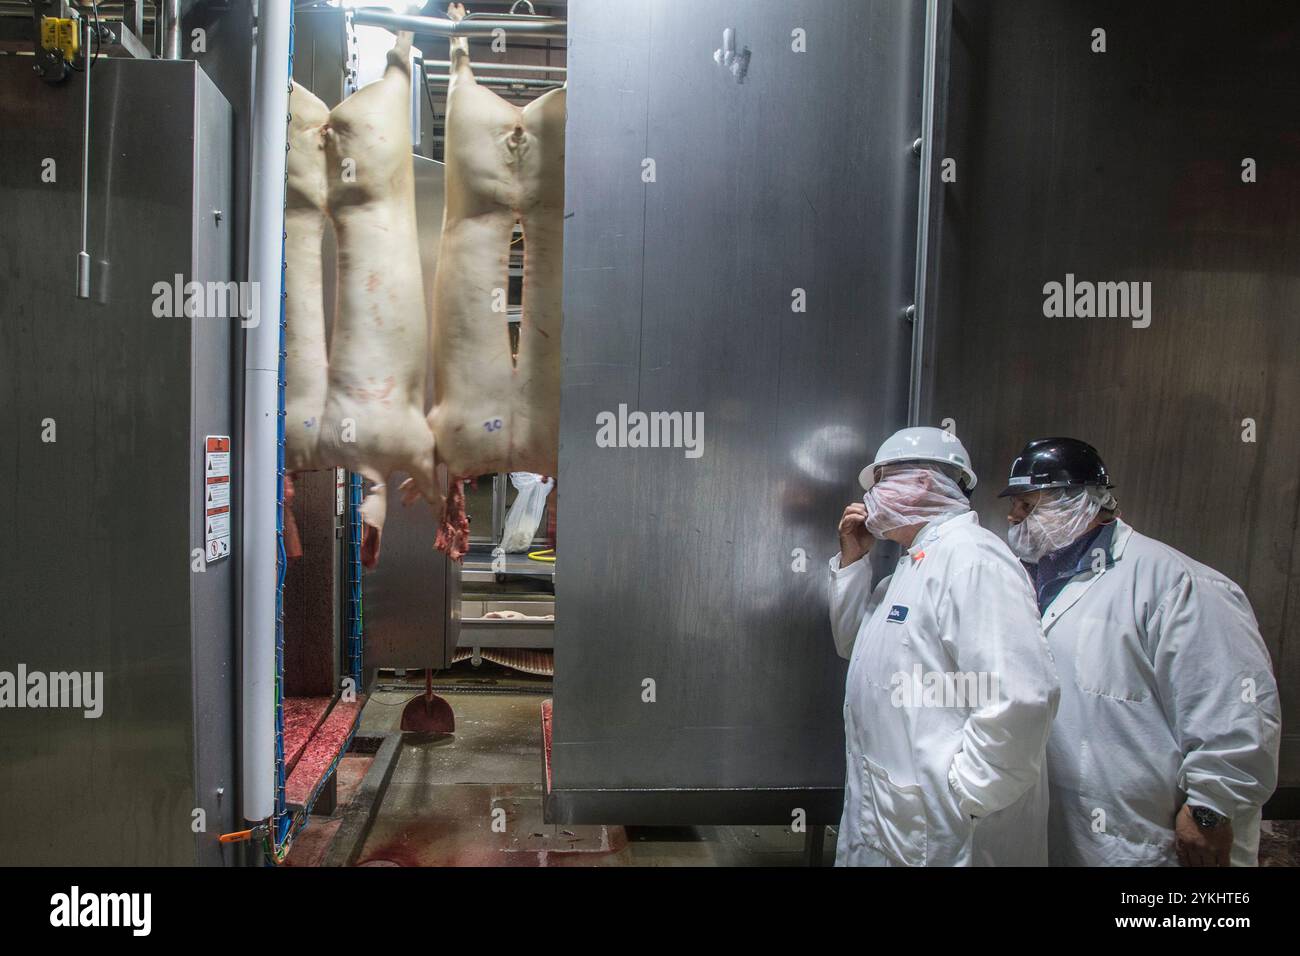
[907,509,978,557]
[1110,516,1134,558]
[1041,517,1132,629]
[1041,521,1116,580]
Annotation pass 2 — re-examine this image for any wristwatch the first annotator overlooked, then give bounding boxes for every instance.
[1190,805,1227,830]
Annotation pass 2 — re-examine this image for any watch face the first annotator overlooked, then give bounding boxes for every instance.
[1192,806,1224,829]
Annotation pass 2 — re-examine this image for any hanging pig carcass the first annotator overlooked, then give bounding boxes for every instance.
[285,81,331,474]
[426,4,566,557]
[312,31,441,565]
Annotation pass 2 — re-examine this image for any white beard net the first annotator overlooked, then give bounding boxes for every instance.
[862,467,971,539]
[1007,486,1113,563]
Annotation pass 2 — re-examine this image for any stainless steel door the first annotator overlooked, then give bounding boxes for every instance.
[551,0,925,823]
[0,58,236,864]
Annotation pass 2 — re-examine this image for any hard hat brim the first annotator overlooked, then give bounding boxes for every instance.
[997,479,1115,498]
[860,458,976,492]
[997,483,1036,498]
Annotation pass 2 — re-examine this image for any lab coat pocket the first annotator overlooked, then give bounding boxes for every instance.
[859,616,915,692]
[1072,616,1151,703]
[859,756,928,866]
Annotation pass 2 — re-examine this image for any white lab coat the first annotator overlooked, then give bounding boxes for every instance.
[1041,519,1281,866]
[829,511,1060,866]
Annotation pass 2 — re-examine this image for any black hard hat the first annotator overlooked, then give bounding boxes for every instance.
[997,437,1113,498]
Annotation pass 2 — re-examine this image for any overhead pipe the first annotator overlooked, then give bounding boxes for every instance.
[425,74,562,90]
[75,16,91,299]
[907,0,946,426]
[242,0,293,827]
[420,58,565,75]
[158,0,181,59]
[351,8,566,37]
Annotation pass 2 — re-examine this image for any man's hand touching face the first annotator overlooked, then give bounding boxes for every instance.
[838,502,873,567]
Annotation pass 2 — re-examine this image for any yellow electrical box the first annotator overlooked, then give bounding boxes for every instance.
[40,16,80,63]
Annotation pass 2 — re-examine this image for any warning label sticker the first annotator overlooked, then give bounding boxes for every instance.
[205,435,231,562]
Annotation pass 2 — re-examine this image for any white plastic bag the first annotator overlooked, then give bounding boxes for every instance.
[500,472,554,552]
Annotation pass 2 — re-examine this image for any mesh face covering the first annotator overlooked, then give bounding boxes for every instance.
[1007,486,1108,563]
[861,467,971,539]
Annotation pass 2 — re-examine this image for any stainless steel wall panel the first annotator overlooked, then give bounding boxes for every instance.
[0,58,235,864]
[187,65,239,866]
[293,6,351,109]
[363,156,461,672]
[363,472,462,672]
[552,0,924,819]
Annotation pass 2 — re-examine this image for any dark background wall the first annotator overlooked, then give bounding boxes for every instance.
[927,0,1300,792]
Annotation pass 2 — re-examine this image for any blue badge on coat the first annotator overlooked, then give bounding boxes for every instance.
[887,604,909,623]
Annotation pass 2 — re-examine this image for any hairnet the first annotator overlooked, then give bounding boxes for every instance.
[862,466,971,539]
[1089,484,1119,512]
[1007,486,1110,562]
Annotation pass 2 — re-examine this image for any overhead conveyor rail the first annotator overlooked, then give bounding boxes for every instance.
[349,7,566,39]
[420,58,565,75]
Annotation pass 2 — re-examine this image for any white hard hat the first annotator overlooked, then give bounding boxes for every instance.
[858,426,978,491]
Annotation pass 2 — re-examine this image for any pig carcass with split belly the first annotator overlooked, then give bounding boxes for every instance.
[285,81,331,473]
[314,32,441,565]
[427,21,566,558]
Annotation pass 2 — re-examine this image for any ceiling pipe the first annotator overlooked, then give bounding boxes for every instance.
[351,8,566,37]
[158,0,181,59]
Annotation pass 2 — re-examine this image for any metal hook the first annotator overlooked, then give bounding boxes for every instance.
[713,28,751,84]
[713,27,735,68]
